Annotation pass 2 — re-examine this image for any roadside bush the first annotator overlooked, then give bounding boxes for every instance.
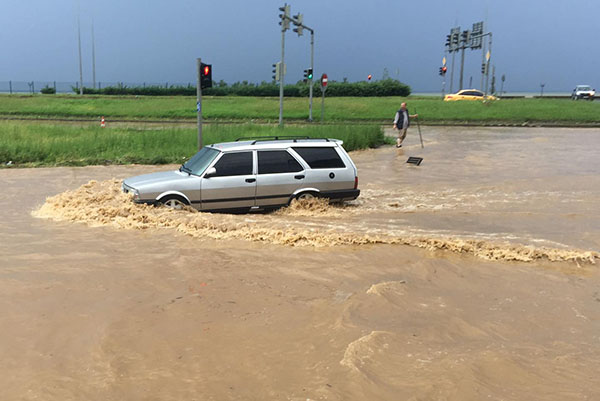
[40,86,56,94]
[73,79,411,97]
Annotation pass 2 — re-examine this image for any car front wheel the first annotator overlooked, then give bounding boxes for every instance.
[158,195,189,210]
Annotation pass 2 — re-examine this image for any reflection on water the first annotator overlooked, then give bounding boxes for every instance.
[2,127,600,401]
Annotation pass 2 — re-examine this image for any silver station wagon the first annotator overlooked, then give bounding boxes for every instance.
[122,137,360,212]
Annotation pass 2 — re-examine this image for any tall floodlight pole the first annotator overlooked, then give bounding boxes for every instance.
[91,20,96,89]
[77,14,83,95]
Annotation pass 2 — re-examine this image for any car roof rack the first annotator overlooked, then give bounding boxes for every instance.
[234,136,331,145]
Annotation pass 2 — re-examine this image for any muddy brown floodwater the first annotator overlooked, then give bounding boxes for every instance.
[1,126,600,400]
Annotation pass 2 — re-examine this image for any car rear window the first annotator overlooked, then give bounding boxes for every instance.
[212,152,253,177]
[292,147,346,169]
[258,151,303,174]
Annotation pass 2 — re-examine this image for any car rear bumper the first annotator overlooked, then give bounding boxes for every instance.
[320,189,360,200]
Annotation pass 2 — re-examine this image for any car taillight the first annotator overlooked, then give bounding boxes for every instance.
[354,176,358,189]
[447,95,453,99]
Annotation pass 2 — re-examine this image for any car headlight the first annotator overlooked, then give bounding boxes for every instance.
[122,183,140,199]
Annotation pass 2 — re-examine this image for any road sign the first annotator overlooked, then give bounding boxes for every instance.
[486,50,491,61]
[321,73,328,88]
[442,56,446,66]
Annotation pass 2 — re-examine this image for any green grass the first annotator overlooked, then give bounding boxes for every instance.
[0,122,386,167]
[1,94,599,125]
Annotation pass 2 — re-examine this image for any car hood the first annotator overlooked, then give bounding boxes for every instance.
[123,170,190,189]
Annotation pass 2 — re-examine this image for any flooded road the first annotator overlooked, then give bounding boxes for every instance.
[1,126,600,400]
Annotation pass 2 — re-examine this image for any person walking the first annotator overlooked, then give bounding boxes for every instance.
[392,102,418,148]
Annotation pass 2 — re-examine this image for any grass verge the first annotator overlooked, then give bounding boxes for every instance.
[0,94,599,125]
[0,122,386,167]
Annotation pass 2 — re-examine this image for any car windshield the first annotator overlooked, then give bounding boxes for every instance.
[182,147,220,175]
[578,86,591,91]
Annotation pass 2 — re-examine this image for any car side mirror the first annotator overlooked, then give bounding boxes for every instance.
[204,167,217,178]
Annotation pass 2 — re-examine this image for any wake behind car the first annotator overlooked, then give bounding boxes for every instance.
[571,85,595,100]
[122,137,360,212]
[444,89,497,101]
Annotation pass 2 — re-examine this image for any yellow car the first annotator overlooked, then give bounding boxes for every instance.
[444,89,497,101]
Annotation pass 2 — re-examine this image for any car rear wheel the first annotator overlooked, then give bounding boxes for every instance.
[159,195,189,210]
[295,191,318,201]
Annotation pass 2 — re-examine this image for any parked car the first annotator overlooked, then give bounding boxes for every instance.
[444,89,497,101]
[122,137,360,212]
[571,85,595,100]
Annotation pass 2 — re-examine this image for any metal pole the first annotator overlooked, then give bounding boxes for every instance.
[196,58,203,150]
[77,14,83,95]
[449,51,456,94]
[320,90,325,123]
[279,26,285,127]
[441,79,446,99]
[459,45,465,90]
[53,81,56,92]
[9,80,12,94]
[309,29,314,122]
[480,38,486,90]
[91,20,96,89]
[484,33,492,96]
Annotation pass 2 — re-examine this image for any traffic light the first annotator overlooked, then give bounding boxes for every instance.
[367,74,372,81]
[439,67,443,76]
[272,62,281,82]
[278,5,290,31]
[303,69,308,83]
[293,13,304,36]
[200,63,212,89]
[461,30,470,45]
[442,66,447,75]
[481,63,487,74]
[445,34,451,48]
[307,68,313,80]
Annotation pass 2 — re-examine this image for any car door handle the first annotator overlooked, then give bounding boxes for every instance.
[245,178,256,183]
[294,175,305,179]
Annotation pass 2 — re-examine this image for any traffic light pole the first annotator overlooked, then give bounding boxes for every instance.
[449,52,456,94]
[485,33,492,96]
[279,28,285,127]
[459,44,466,90]
[196,58,203,150]
[309,28,314,122]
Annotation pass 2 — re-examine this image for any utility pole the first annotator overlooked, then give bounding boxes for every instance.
[196,58,203,150]
[77,14,83,95]
[91,20,96,89]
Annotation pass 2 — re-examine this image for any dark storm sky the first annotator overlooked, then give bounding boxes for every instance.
[1,0,598,92]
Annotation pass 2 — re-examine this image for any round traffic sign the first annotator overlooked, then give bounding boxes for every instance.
[321,73,328,87]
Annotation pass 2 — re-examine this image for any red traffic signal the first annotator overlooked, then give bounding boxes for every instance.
[200,62,212,89]
[367,74,372,81]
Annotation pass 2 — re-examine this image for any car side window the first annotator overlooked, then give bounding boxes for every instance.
[292,147,346,169]
[258,151,303,174]
[212,152,253,177]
